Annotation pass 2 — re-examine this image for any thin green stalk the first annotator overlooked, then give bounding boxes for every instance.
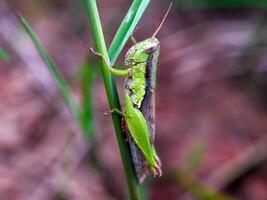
[85,1,142,199]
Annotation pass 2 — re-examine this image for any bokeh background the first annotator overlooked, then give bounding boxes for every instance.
[1,0,267,199]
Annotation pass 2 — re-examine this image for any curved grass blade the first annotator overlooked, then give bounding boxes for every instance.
[19,16,79,121]
[108,0,150,64]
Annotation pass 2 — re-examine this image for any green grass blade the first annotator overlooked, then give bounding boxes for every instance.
[19,16,80,121]
[0,47,11,61]
[84,1,144,199]
[108,0,150,64]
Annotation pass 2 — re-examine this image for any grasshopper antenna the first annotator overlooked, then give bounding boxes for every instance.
[152,2,173,38]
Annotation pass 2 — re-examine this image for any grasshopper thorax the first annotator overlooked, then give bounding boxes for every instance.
[125,37,159,67]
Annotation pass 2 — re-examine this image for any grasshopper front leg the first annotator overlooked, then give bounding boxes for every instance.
[89,47,130,76]
[104,108,133,143]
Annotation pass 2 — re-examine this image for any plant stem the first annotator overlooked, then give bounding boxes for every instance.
[85,1,142,199]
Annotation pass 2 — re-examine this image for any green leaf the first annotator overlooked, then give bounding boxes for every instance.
[0,47,11,61]
[108,0,150,65]
[19,16,79,121]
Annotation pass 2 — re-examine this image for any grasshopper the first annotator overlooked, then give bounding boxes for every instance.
[91,3,172,182]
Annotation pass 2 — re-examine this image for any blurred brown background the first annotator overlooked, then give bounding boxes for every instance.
[1,0,267,199]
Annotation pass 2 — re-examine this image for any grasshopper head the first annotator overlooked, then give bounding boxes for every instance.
[125,37,159,66]
[125,3,171,67]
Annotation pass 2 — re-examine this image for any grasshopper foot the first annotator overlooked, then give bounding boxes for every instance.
[103,108,125,118]
[89,47,103,58]
[150,165,162,178]
[103,110,112,116]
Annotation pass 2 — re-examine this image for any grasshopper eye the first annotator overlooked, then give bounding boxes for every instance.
[144,45,157,54]
[127,59,137,66]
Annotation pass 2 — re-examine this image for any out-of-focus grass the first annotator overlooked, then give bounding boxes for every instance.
[184,136,207,171]
[172,169,234,200]
[77,59,99,142]
[19,16,80,123]
[0,47,10,61]
[19,15,96,144]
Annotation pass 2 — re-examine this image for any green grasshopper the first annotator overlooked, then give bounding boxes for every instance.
[91,3,172,182]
